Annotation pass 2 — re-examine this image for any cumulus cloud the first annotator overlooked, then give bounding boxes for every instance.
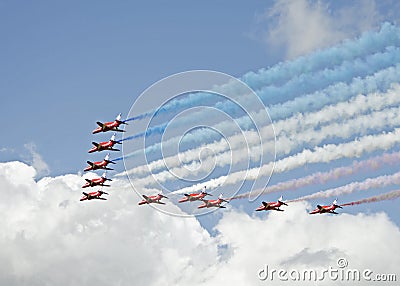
[206,203,400,285]
[24,142,50,177]
[0,161,218,286]
[260,0,381,59]
[0,161,399,285]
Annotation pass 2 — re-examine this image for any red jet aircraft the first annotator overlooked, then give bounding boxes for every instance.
[255,196,288,212]
[178,186,212,203]
[92,113,127,134]
[82,172,112,188]
[309,199,343,215]
[197,194,229,209]
[80,190,109,201]
[138,192,168,205]
[84,153,116,172]
[88,134,121,153]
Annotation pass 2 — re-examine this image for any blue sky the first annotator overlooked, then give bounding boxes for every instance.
[0,0,273,176]
[1,0,399,222]
[1,1,400,284]
[1,0,399,176]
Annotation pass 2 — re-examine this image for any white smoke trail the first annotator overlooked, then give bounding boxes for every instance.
[118,85,400,179]
[170,128,400,195]
[127,100,400,189]
[121,64,400,166]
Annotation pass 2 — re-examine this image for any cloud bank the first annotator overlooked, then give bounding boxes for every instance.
[0,161,399,285]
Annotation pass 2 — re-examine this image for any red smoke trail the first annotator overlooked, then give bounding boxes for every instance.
[231,152,400,200]
[288,172,400,203]
[341,189,400,206]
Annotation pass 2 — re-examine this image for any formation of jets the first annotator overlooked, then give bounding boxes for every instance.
[137,186,231,209]
[81,114,347,216]
[80,114,125,202]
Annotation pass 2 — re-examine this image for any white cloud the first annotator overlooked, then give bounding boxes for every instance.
[24,142,50,177]
[205,203,400,285]
[0,161,218,286]
[0,161,399,285]
[262,0,381,59]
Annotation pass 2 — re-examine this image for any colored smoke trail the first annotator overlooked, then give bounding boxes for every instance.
[117,85,400,179]
[155,105,400,179]
[289,172,400,203]
[125,114,148,122]
[122,48,400,144]
[127,22,400,121]
[229,152,400,200]
[122,64,400,161]
[242,22,400,90]
[117,123,169,143]
[341,189,400,206]
[165,128,400,195]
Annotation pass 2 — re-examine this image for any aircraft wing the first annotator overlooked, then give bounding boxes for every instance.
[96,121,105,128]
[309,208,320,214]
[262,201,270,207]
[142,194,152,202]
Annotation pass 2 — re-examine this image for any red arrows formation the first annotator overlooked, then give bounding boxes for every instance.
[79,114,399,215]
[79,114,126,202]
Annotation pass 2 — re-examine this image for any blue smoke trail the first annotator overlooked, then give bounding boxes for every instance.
[122,64,400,161]
[121,47,400,143]
[128,22,400,121]
[219,46,400,109]
[242,22,400,90]
[120,123,169,142]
